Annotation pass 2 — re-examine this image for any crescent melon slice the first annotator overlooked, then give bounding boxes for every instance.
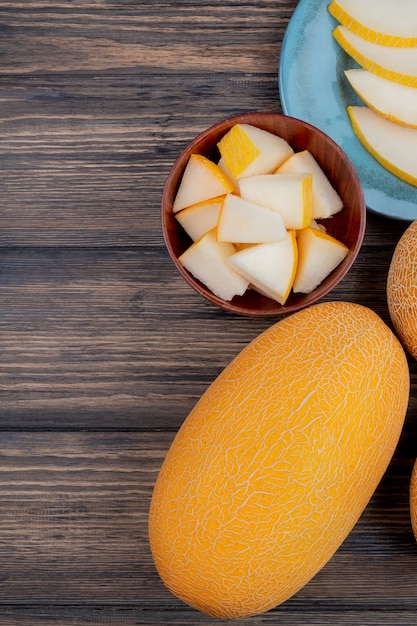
[345,69,417,128]
[328,0,417,47]
[333,25,417,87]
[347,105,417,186]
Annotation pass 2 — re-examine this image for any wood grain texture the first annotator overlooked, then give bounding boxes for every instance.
[1,0,417,624]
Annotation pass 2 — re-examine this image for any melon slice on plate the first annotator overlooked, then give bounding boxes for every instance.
[345,69,417,128]
[333,25,417,87]
[348,105,417,186]
[328,0,417,47]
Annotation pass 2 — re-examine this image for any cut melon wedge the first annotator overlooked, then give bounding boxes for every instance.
[178,229,249,301]
[175,196,225,242]
[348,105,417,186]
[217,194,287,244]
[172,154,234,213]
[345,69,417,128]
[217,123,294,180]
[328,0,417,47]
[293,227,349,294]
[217,157,240,193]
[276,150,343,219]
[239,172,313,230]
[227,231,298,305]
[333,25,417,87]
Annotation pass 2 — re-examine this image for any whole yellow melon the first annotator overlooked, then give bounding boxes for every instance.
[410,459,417,540]
[149,301,409,619]
[387,219,417,360]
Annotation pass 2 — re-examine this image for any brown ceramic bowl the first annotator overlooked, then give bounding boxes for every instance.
[161,112,366,317]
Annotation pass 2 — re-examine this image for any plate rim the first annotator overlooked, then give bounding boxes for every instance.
[278,0,417,222]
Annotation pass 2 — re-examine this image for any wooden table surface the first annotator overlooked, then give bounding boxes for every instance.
[1,2,417,625]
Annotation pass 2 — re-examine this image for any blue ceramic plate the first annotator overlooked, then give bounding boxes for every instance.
[279,0,417,221]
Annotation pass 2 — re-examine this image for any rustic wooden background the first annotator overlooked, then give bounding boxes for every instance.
[1,1,417,624]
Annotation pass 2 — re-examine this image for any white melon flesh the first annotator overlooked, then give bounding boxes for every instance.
[293,227,349,294]
[175,196,224,242]
[345,69,417,128]
[333,25,417,87]
[217,123,294,180]
[227,231,298,305]
[348,105,417,186]
[217,194,287,244]
[328,0,417,46]
[172,154,234,213]
[239,173,313,229]
[276,150,343,219]
[178,230,249,301]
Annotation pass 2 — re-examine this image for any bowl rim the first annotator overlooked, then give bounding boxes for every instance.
[161,111,366,317]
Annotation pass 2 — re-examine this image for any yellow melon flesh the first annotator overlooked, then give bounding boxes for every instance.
[333,25,417,87]
[348,105,417,186]
[328,0,417,47]
[217,123,294,180]
[345,69,417,128]
[387,219,417,359]
[149,301,409,619]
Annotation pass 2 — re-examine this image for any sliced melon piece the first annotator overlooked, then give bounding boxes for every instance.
[178,229,249,301]
[217,193,287,244]
[328,0,417,47]
[217,157,240,194]
[333,25,417,87]
[293,227,349,294]
[239,173,313,230]
[175,196,225,242]
[172,154,234,213]
[348,105,417,186]
[227,231,298,305]
[276,150,343,219]
[217,123,294,180]
[345,69,417,128]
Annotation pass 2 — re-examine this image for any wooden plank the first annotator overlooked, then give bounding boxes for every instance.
[0,74,282,247]
[0,1,295,75]
[1,215,415,430]
[0,432,416,621]
[1,0,417,623]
